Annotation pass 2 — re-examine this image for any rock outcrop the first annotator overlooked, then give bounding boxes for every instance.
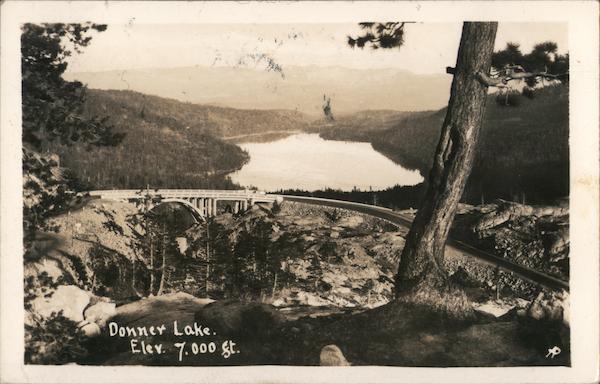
[84,300,117,328]
[450,201,569,298]
[194,300,286,338]
[30,285,91,324]
[320,344,351,366]
[28,284,118,331]
[526,290,570,327]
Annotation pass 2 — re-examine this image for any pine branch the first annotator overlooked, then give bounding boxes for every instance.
[474,70,568,88]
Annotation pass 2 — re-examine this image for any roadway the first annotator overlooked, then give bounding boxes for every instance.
[86,189,568,291]
[282,195,569,291]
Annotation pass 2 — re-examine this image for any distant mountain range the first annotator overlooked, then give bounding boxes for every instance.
[64,65,452,116]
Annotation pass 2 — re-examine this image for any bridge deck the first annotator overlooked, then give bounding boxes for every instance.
[89,189,277,201]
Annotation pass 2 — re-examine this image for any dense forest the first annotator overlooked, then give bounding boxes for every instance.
[83,89,311,137]
[46,89,310,190]
[319,84,569,204]
[279,185,427,211]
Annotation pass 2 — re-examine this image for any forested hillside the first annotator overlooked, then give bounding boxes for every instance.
[84,89,311,137]
[320,85,569,203]
[315,110,416,135]
[47,89,310,189]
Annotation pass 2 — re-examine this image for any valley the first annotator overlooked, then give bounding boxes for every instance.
[49,84,569,208]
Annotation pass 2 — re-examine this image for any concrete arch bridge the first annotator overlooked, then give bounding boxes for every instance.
[88,189,282,222]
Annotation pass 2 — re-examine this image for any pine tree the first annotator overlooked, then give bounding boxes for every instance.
[350,22,498,316]
[21,23,124,150]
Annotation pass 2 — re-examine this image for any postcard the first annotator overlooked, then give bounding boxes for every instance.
[1,1,598,383]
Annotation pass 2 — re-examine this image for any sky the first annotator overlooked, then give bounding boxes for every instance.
[65,23,568,75]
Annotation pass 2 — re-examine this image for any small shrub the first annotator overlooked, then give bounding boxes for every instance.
[25,312,88,364]
[23,271,68,310]
[271,200,282,215]
[62,252,89,287]
[522,86,536,99]
[317,280,332,292]
[319,241,339,261]
[324,208,343,223]
[87,244,134,298]
[102,220,124,235]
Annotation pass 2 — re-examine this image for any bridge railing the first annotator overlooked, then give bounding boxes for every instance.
[87,189,279,201]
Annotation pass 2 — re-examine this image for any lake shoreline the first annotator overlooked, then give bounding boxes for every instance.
[229,133,424,192]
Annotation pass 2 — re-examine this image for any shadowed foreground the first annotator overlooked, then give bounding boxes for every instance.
[82,294,569,367]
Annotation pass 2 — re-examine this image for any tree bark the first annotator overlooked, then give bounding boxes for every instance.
[272,272,278,298]
[149,236,155,296]
[157,231,167,296]
[394,22,498,315]
[131,259,143,298]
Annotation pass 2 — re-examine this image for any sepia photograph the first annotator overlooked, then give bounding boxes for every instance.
[1,1,598,383]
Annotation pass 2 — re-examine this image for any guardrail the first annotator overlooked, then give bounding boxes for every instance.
[283,194,569,292]
[88,189,277,201]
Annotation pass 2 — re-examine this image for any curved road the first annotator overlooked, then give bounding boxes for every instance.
[283,195,569,291]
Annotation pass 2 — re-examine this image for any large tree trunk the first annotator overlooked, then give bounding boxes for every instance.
[394,22,498,315]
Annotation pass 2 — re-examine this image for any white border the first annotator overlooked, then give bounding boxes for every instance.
[1,1,598,383]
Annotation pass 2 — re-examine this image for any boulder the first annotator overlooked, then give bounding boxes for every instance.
[175,237,189,254]
[79,322,101,337]
[337,215,364,229]
[31,285,91,323]
[84,301,116,327]
[194,300,286,338]
[294,291,331,307]
[526,290,569,326]
[319,344,351,366]
[271,298,286,307]
[527,293,547,320]
[25,257,64,281]
[473,300,515,318]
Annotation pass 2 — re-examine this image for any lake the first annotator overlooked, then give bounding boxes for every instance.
[229,133,423,191]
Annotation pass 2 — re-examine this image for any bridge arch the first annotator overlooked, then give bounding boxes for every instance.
[150,198,205,224]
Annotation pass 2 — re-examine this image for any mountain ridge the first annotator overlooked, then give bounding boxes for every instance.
[65,65,452,116]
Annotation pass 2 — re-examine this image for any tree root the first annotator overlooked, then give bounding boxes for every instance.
[395,282,475,321]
